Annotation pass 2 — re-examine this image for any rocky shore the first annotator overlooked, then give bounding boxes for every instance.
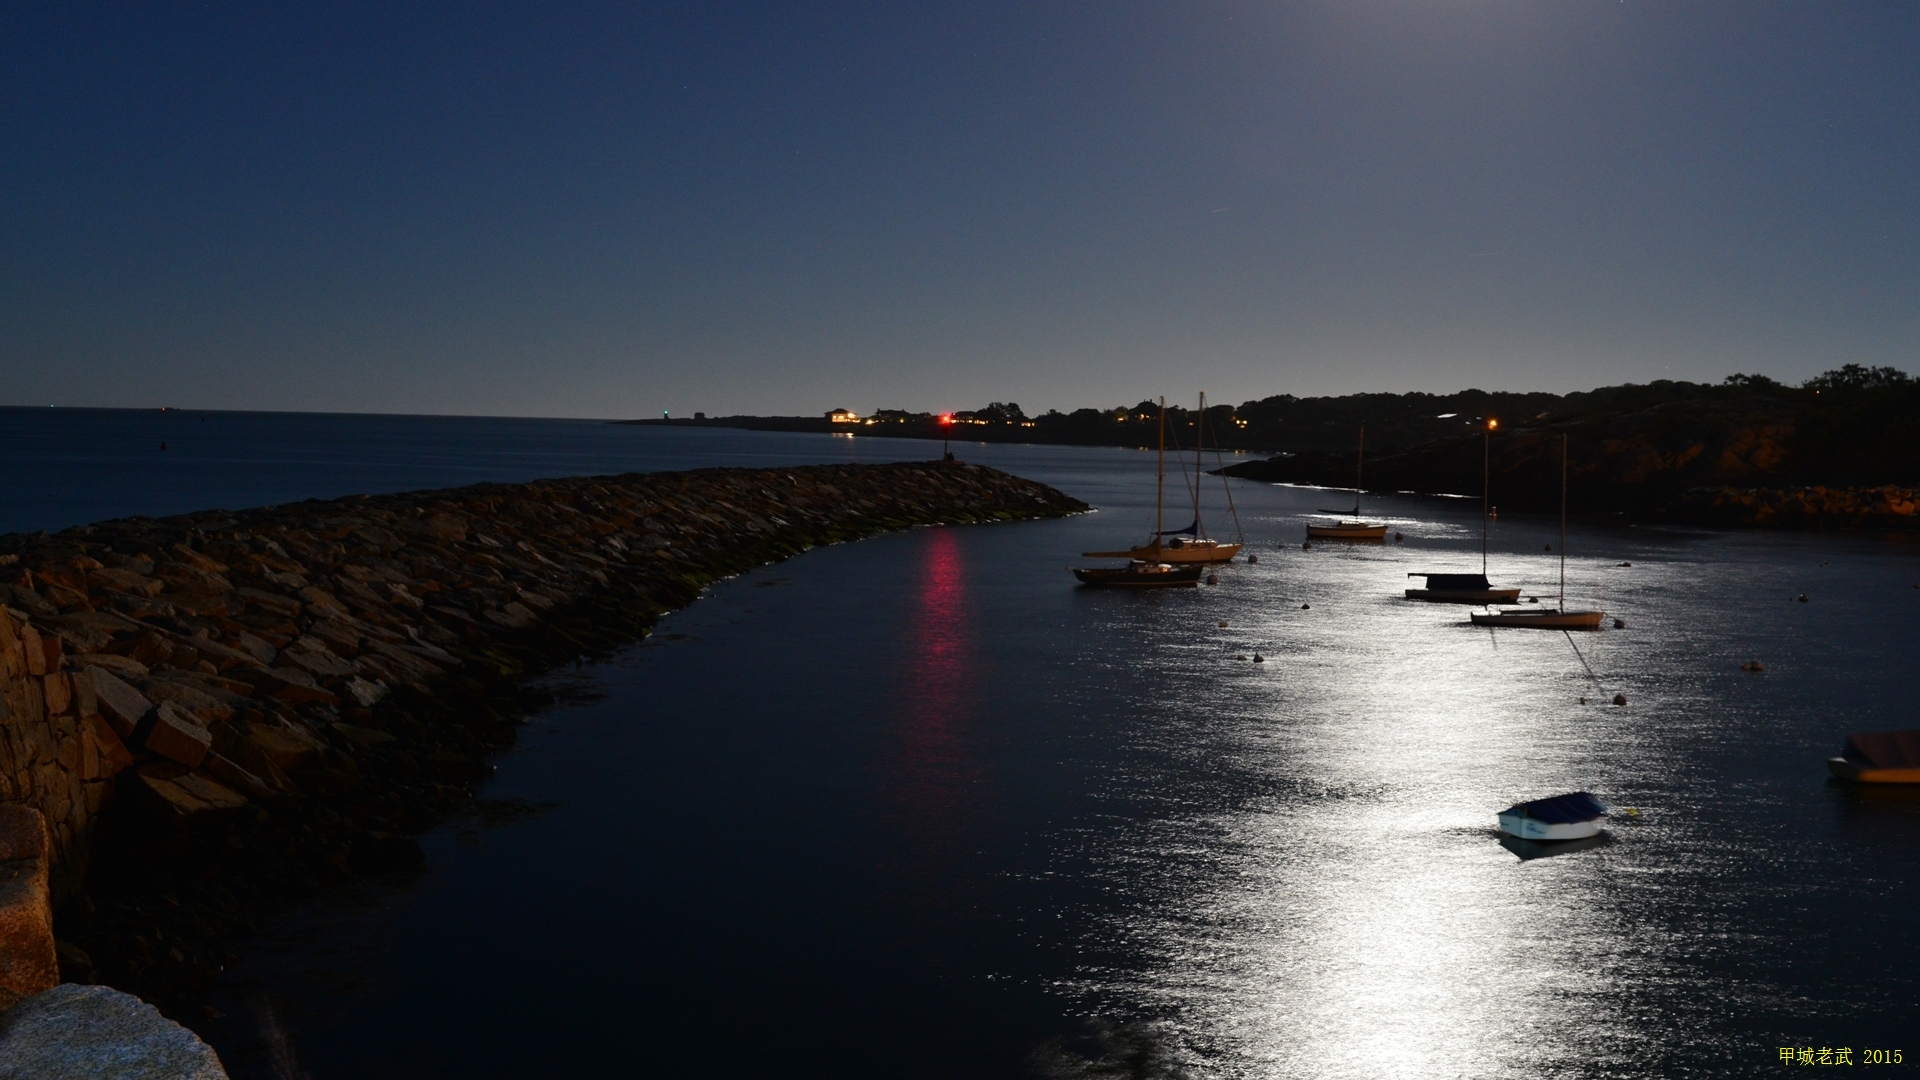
[0,461,1086,1024]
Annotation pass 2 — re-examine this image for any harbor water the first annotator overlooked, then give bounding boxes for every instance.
[5,408,1916,1077]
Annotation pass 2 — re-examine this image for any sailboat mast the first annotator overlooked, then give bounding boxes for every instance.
[1482,425,1490,576]
[1560,433,1568,610]
[1355,424,1366,514]
[1192,392,1205,537]
[1156,398,1166,545]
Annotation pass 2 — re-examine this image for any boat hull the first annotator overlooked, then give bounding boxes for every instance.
[1072,564,1203,588]
[1405,588,1523,604]
[1827,757,1920,784]
[1305,522,1388,541]
[1470,609,1606,630]
[1081,541,1242,564]
[1497,812,1604,841]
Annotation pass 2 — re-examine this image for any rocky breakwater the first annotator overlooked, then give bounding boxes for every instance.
[0,461,1086,1017]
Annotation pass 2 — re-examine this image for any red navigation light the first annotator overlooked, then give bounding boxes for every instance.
[939,413,953,426]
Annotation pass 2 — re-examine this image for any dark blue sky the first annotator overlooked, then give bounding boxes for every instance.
[4,2,1916,417]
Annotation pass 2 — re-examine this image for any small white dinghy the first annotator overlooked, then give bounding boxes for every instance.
[1497,791,1609,841]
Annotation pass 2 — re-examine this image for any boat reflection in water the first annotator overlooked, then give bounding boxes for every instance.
[1500,832,1613,861]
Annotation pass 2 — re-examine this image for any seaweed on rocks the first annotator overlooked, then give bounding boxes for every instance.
[0,461,1087,1024]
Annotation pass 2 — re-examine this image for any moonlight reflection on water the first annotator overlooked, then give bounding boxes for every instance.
[171,432,1920,1080]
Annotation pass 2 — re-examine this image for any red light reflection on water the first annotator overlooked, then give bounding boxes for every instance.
[884,527,984,880]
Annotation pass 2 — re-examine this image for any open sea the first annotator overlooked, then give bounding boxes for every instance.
[5,407,1919,1078]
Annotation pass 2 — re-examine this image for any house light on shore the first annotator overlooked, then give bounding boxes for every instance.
[827,408,860,424]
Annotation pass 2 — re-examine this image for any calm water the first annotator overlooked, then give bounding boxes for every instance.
[6,409,1916,1077]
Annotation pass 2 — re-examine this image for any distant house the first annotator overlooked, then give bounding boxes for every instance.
[826,408,859,424]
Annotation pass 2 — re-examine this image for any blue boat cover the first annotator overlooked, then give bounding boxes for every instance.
[1411,573,1492,591]
[1504,791,1607,824]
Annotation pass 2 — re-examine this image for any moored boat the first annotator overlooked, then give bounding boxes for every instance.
[1497,791,1609,841]
[1083,536,1243,564]
[1827,730,1920,783]
[1410,419,1523,603]
[1470,607,1606,629]
[1071,561,1204,588]
[1469,433,1604,630]
[1406,572,1522,604]
[1305,424,1387,540]
[1305,521,1388,541]
[1084,395,1245,565]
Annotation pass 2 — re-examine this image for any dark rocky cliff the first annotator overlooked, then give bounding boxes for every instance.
[1220,376,1920,529]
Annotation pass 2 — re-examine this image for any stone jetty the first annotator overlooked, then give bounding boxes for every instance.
[0,461,1086,1018]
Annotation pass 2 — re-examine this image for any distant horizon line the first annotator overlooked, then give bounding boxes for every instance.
[2,365,1903,424]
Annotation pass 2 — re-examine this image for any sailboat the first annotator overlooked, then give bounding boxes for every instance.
[1407,419,1522,604]
[1082,396,1244,565]
[1471,434,1605,630]
[1306,425,1388,540]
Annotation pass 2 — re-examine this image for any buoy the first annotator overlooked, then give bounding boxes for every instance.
[1302,542,1311,550]
[1247,553,1257,563]
[1545,543,1552,551]
[1613,618,1625,629]
[1252,653,1264,663]
[1206,573,1219,585]
[1219,621,1229,628]
[1579,696,1588,704]
[1618,562,1632,567]
[1797,594,1809,603]
[1300,603,1310,610]
[1394,531,1404,542]
[1741,660,1765,672]
[1624,807,1640,816]
[1612,693,1627,706]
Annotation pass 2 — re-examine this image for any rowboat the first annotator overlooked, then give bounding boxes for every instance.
[1406,572,1522,604]
[1827,730,1920,783]
[1497,791,1609,841]
[1071,561,1203,588]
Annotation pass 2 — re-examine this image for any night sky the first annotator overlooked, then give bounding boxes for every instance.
[4,2,1916,418]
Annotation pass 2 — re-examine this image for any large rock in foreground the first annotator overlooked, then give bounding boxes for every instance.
[0,983,227,1079]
